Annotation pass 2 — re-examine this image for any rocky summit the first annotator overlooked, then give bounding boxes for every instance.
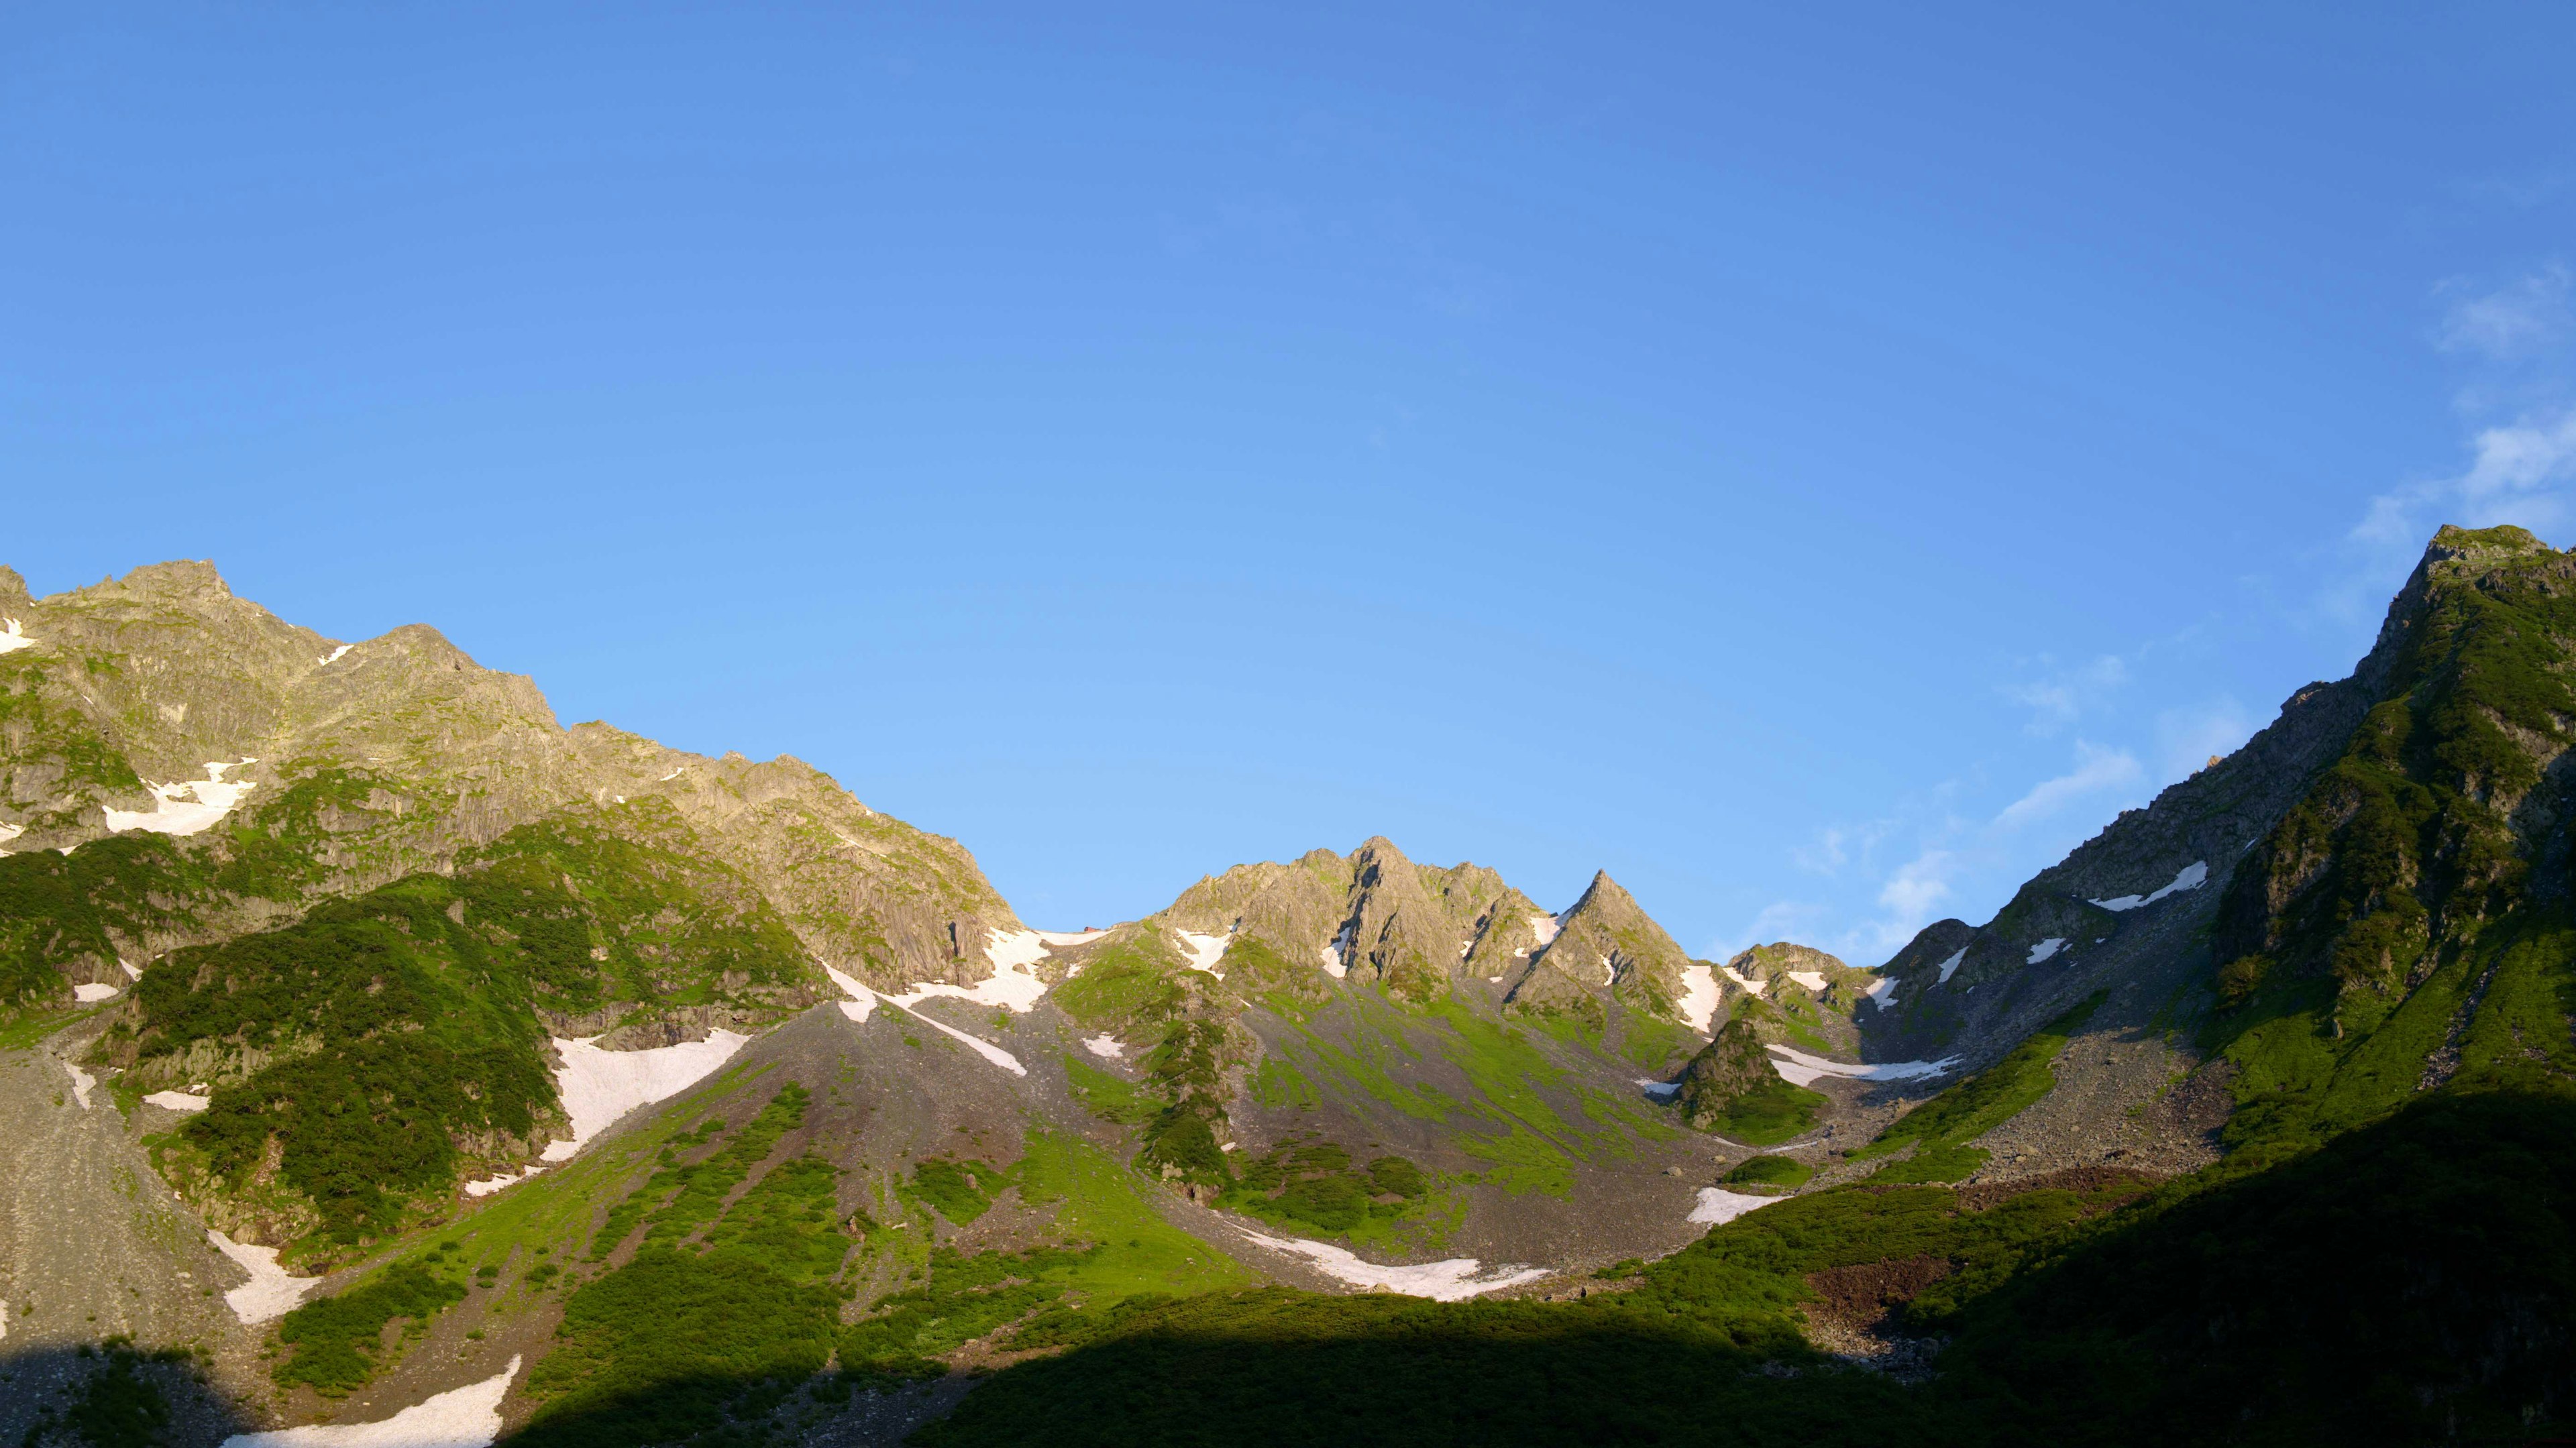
[2,531,2571,1448]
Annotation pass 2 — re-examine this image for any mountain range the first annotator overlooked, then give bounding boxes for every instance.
[1,528,2569,1447]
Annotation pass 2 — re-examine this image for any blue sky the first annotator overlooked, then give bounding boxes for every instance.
[8,3,2576,960]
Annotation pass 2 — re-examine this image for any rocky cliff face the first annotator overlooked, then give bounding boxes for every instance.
[0,561,1021,1005]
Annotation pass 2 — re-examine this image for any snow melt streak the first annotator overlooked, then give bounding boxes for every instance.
[1675,963,1722,1034]
[104,760,260,837]
[1240,1230,1547,1300]
[1766,1044,1960,1089]
[1690,1188,1774,1225]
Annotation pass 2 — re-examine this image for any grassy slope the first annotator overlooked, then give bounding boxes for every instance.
[920,1089,2575,1447]
[1850,995,2103,1183]
[109,800,816,1256]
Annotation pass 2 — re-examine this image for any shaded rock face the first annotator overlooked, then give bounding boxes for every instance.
[0,561,1021,1005]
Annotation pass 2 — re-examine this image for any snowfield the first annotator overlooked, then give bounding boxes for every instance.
[2027,938,2065,964]
[542,1031,750,1162]
[1785,970,1828,991]
[221,1357,521,1448]
[1676,962,1722,1033]
[1935,948,1966,985]
[208,1229,321,1325]
[1175,929,1231,974]
[1862,976,1898,1009]
[1238,1230,1548,1300]
[72,982,120,1002]
[2089,860,2210,912]
[103,760,260,837]
[1635,1078,1681,1101]
[1766,1044,1960,1088]
[0,618,34,655]
[1689,1188,1776,1225]
[144,1091,209,1112]
[1081,1034,1124,1059]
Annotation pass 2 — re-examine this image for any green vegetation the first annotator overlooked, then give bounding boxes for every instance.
[1674,1001,1827,1146]
[1061,1054,1159,1125]
[272,1257,468,1396]
[590,1084,811,1260]
[2207,528,2576,1165]
[839,1245,1093,1385]
[59,1338,176,1448]
[1218,1139,1431,1237]
[906,1156,1010,1225]
[101,802,817,1251]
[1721,1154,1813,1190]
[1854,994,2102,1183]
[918,1091,2573,1447]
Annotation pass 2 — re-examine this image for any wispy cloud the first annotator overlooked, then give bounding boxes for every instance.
[2003,655,2128,735]
[1993,741,2145,832]
[2154,697,2255,785]
[2438,264,2570,359]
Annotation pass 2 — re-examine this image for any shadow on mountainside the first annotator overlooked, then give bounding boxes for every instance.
[900,1091,2576,1448]
[0,1341,257,1448]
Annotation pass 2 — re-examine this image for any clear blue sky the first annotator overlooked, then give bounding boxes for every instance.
[9,4,2576,961]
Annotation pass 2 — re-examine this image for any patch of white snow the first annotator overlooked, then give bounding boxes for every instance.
[62,1060,95,1108]
[1033,929,1109,946]
[1690,1188,1776,1225]
[1238,1231,1547,1300]
[1530,912,1562,946]
[1862,975,1898,1009]
[462,1166,542,1198]
[2027,938,2065,964]
[1784,970,1828,992]
[1676,962,1722,1034]
[1081,1034,1124,1059]
[2090,860,2211,913]
[1935,948,1965,984]
[1765,1044,1960,1089]
[1636,1078,1680,1101]
[824,965,877,1023]
[72,982,120,1003]
[541,1031,749,1162]
[0,619,34,655]
[882,932,1050,1013]
[104,760,260,837]
[121,959,142,979]
[0,821,22,853]
[221,1356,521,1448]
[1320,926,1351,979]
[660,766,686,781]
[318,645,353,665]
[1174,929,1230,974]
[144,1091,209,1112]
[1719,963,1766,995]
[208,1230,321,1325]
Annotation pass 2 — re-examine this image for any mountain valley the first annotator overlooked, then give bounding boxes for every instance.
[3,531,2571,1447]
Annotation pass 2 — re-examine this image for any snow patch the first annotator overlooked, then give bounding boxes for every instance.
[883,933,1049,1013]
[0,618,34,655]
[0,821,23,852]
[1784,970,1828,992]
[62,1060,95,1107]
[985,928,1048,972]
[208,1230,321,1325]
[660,766,686,781]
[1635,1078,1680,1101]
[1174,929,1230,974]
[1676,963,1722,1034]
[318,645,353,665]
[1765,1044,1960,1089]
[2027,938,2065,964]
[1320,926,1351,979]
[1081,1034,1124,1059]
[1934,948,1965,985]
[2090,860,2210,913]
[72,982,120,1002]
[144,1091,209,1112]
[542,1031,749,1162]
[104,760,260,837]
[120,959,142,980]
[825,965,876,1023]
[1719,963,1766,995]
[1034,929,1108,946]
[1238,1230,1547,1300]
[1690,1188,1776,1225]
[221,1356,521,1448]
[462,1166,542,1198]
[1530,912,1562,946]
[1862,976,1898,1009]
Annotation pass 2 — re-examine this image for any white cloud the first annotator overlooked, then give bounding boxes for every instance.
[1791,820,1891,877]
[1714,899,1827,961]
[1993,742,2144,832]
[2438,265,2571,359]
[2003,655,2127,734]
